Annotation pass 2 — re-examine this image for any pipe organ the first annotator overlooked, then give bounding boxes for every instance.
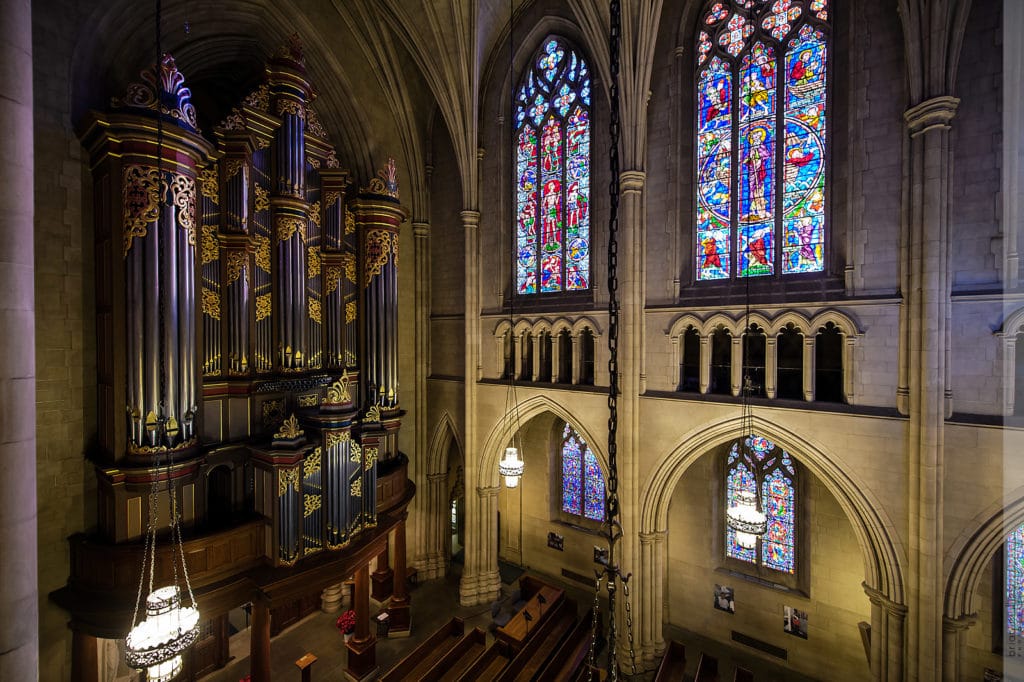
[62,36,413,668]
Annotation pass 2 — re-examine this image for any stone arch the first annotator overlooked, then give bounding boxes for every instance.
[944,488,1024,620]
[493,319,513,337]
[427,411,463,477]
[551,317,574,336]
[704,312,739,336]
[640,414,906,602]
[666,313,704,339]
[742,312,773,333]
[533,317,555,335]
[512,318,533,337]
[571,315,603,337]
[995,307,1024,415]
[767,310,811,336]
[810,308,863,337]
[477,393,608,490]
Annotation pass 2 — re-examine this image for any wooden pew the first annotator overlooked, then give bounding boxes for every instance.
[456,639,515,682]
[653,640,686,682]
[495,579,564,652]
[733,667,754,682]
[694,652,719,682]
[422,628,487,682]
[380,617,464,682]
[534,608,595,682]
[496,597,577,682]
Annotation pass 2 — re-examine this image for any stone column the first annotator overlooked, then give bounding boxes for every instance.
[346,562,377,680]
[71,631,99,682]
[1004,0,1024,288]
[551,335,561,383]
[513,333,523,380]
[0,0,37,677]
[941,615,974,682]
[371,540,393,602]
[460,485,501,606]
[803,335,815,401]
[411,219,430,567]
[418,472,448,580]
[730,334,743,397]
[843,334,856,404]
[765,336,778,398]
[571,333,581,384]
[321,583,344,613]
[531,333,541,381]
[865,583,907,682]
[251,598,272,682]
[389,515,412,635]
[903,95,959,681]
[699,333,710,393]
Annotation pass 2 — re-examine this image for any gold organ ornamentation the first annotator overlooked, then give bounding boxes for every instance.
[325,430,350,449]
[279,468,300,496]
[303,447,322,478]
[274,414,304,440]
[297,394,319,408]
[226,251,247,284]
[201,287,220,320]
[346,300,357,324]
[253,234,271,272]
[122,165,161,257]
[350,478,362,497]
[201,225,219,265]
[254,183,270,212]
[324,371,351,404]
[276,215,305,243]
[363,157,399,199]
[309,201,321,227]
[242,84,269,111]
[363,229,392,285]
[307,108,328,139]
[167,173,197,246]
[324,266,342,295]
[304,494,322,517]
[256,293,272,321]
[325,191,340,209]
[198,166,219,201]
[342,252,357,283]
[307,247,321,278]
[308,297,321,324]
[224,159,244,180]
[276,99,306,120]
[345,208,355,235]
[364,447,378,471]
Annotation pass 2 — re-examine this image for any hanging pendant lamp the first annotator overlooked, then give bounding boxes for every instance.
[499,446,525,488]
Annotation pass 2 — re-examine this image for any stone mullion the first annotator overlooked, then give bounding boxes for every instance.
[409,220,431,572]
[699,333,710,393]
[730,334,743,397]
[803,335,815,401]
[765,336,778,398]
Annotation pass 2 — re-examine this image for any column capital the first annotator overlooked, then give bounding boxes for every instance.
[904,95,959,137]
[460,210,481,229]
[638,529,666,545]
[412,221,430,238]
[477,485,501,499]
[942,613,977,632]
[620,170,646,194]
[862,582,908,617]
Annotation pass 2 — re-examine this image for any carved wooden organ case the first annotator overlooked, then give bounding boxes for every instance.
[77,38,409,573]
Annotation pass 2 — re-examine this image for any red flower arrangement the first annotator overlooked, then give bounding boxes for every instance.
[336,609,356,635]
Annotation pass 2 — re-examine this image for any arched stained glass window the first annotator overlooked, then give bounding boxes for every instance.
[1007,522,1024,656]
[515,38,592,294]
[696,0,830,280]
[560,423,604,521]
[725,434,796,573]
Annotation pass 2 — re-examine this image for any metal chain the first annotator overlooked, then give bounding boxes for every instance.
[622,577,637,676]
[587,574,602,682]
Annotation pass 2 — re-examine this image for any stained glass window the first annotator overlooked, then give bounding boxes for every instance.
[1007,522,1024,656]
[560,423,605,522]
[515,38,591,294]
[696,0,829,281]
[725,434,797,573]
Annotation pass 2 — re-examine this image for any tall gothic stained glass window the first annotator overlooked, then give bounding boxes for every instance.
[560,423,605,522]
[515,38,592,294]
[725,434,796,573]
[1007,522,1024,656]
[696,0,829,280]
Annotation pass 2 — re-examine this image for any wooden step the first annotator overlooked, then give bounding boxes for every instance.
[381,617,464,682]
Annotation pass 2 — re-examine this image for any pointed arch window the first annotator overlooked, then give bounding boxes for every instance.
[725,434,797,573]
[695,0,830,280]
[1007,522,1024,656]
[560,423,605,522]
[515,38,592,294]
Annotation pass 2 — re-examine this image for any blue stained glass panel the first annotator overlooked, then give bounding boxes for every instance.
[697,57,732,280]
[726,463,757,563]
[739,43,776,277]
[515,37,590,294]
[561,430,582,516]
[783,25,827,274]
[762,470,795,573]
[1007,522,1024,655]
[583,450,605,521]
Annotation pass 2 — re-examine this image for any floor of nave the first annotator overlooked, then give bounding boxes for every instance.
[200,560,817,682]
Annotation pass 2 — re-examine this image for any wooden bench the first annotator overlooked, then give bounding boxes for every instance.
[535,608,596,682]
[456,639,515,682]
[496,597,578,682]
[422,628,487,682]
[694,652,719,682]
[653,640,686,682]
[380,617,464,682]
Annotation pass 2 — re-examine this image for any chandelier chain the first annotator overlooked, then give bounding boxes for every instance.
[622,577,637,676]
[587,574,602,682]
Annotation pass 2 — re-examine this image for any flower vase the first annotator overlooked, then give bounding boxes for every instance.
[344,632,353,643]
